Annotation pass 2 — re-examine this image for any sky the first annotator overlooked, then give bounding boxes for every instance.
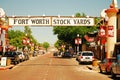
[0,0,120,45]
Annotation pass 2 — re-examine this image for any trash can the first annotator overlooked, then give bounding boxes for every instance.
[92,60,98,67]
[6,58,11,66]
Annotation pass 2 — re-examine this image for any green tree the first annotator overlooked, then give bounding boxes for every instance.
[43,42,50,51]
[24,26,38,44]
[53,12,99,48]
[54,40,64,49]
[24,26,32,37]
[8,26,40,49]
[8,30,24,48]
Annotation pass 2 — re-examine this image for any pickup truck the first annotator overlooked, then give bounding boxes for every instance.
[4,51,20,65]
[111,62,120,78]
[111,42,120,78]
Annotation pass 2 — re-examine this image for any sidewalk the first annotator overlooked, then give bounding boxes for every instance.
[0,65,14,70]
[86,59,101,72]
[86,65,100,72]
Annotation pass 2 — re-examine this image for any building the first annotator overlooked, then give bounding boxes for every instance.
[117,9,120,42]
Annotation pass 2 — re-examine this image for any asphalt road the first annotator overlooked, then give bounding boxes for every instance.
[0,52,115,80]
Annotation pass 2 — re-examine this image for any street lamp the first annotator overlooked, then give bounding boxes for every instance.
[75,34,82,54]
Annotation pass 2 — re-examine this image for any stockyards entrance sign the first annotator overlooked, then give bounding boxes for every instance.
[8,16,94,26]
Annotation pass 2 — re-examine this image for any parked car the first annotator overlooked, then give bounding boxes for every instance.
[76,52,81,61]
[62,50,72,58]
[23,52,29,60]
[78,51,94,64]
[111,61,120,78]
[33,51,38,57]
[110,42,120,78]
[53,51,58,56]
[16,51,25,62]
[98,57,116,74]
[4,51,20,65]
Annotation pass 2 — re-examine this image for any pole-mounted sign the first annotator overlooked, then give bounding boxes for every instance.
[108,26,114,37]
[8,16,94,26]
[75,38,82,45]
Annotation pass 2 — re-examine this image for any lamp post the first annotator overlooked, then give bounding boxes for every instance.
[105,0,118,58]
[75,34,82,54]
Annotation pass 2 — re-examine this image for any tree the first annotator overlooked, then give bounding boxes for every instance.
[43,42,50,52]
[24,26,32,37]
[53,12,99,48]
[24,26,38,44]
[8,26,40,49]
[54,40,64,49]
[8,30,24,48]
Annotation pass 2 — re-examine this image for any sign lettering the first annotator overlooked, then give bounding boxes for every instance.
[8,16,94,26]
[108,26,114,37]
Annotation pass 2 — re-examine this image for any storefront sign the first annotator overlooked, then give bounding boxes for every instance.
[100,26,106,37]
[84,35,94,42]
[108,26,114,37]
[8,16,94,26]
[75,38,82,45]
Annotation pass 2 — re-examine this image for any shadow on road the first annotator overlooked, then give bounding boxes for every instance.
[98,72,120,80]
[52,56,72,59]
[17,63,79,67]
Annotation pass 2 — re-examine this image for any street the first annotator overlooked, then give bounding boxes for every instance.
[0,52,115,80]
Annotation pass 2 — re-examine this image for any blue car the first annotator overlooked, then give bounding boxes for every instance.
[62,51,72,58]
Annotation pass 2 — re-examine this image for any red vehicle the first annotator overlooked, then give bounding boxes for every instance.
[98,57,116,74]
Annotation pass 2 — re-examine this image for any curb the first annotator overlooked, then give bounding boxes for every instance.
[87,65,100,72]
[0,65,14,70]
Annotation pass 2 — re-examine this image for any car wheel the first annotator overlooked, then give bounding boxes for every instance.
[79,61,82,65]
[99,66,103,73]
[17,61,20,64]
[105,68,110,74]
[111,69,116,78]
[14,61,17,65]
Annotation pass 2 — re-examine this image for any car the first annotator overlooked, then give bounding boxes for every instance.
[110,42,120,78]
[16,51,25,62]
[4,51,20,65]
[33,51,38,57]
[23,52,29,60]
[76,52,81,61]
[62,50,72,58]
[111,61,120,78]
[78,51,94,64]
[53,51,58,56]
[98,57,116,74]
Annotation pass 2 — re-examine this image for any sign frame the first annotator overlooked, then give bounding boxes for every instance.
[8,16,95,26]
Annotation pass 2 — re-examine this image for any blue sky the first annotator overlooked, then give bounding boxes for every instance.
[0,0,120,45]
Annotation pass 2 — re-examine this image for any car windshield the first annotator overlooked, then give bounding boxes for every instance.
[102,58,117,63]
[4,52,16,57]
[82,52,93,56]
